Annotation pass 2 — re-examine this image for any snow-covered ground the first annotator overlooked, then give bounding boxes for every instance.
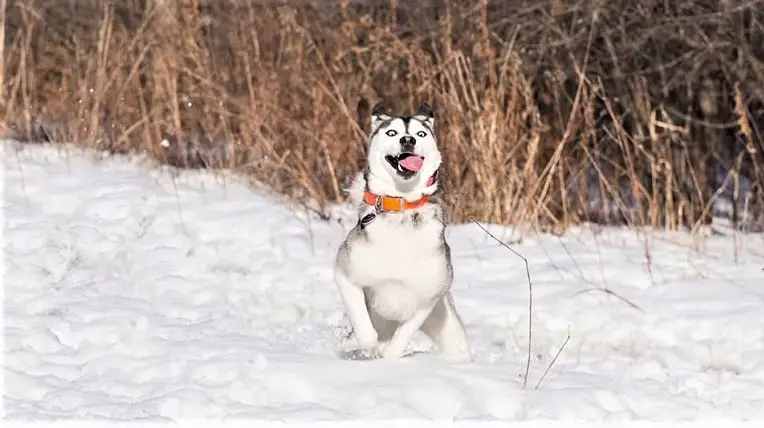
[3,140,764,422]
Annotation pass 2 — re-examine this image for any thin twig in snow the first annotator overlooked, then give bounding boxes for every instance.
[12,142,29,207]
[556,236,589,282]
[535,326,571,390]
[474,220,533,389]
[572,287,644,312]
[301,203,318,259]
[590,225,609,290]
[169,171,186,234]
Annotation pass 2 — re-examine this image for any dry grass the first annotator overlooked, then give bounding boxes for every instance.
[3,0,763,232]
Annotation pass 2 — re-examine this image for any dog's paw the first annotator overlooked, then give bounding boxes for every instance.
[341,330,379,351]
[356,337,380,350]
[378,341,405,360]
[340,334,356,351]
[354,329,379,349]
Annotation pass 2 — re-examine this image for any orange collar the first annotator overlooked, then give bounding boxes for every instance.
[363,190,429,212]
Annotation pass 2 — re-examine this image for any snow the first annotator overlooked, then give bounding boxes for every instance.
[3,140,764,422]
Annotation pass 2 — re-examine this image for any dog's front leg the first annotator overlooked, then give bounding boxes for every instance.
[335,269,378,349]
[380,301,437,359]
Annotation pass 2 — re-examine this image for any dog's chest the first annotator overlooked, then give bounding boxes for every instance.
[346,211,450,296]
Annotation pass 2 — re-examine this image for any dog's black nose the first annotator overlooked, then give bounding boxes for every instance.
[399,136,416,151]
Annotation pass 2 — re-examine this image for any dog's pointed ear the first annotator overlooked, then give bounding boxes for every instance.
[415,102,435,129]
[370,102,391,132]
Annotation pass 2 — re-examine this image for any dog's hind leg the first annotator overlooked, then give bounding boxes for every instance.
[420,292,471,362]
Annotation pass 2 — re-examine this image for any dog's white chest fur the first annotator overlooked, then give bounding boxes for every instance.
[344,208,449,321]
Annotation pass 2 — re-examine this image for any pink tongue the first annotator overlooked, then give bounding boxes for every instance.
[399,156,424,172]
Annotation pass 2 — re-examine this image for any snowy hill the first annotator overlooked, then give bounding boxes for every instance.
[3,140,764,421]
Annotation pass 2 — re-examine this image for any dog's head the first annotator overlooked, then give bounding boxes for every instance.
[364,102,442,201]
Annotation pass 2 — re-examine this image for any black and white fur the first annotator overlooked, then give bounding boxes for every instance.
[334,102,471,361]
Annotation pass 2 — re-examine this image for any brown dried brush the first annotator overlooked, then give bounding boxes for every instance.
[3,0,763,232]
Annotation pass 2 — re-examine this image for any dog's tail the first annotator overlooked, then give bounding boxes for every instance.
[345,171,366,206]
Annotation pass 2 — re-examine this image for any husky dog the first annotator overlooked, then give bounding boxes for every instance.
[334,102,471,361]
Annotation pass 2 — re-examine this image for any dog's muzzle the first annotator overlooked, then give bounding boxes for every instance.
[399,136,416,152]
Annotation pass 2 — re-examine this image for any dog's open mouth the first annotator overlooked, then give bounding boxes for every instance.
[385,153,424,178]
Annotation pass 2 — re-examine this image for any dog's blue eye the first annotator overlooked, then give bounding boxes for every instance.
[416,131,427,138]
[385,129,398,137]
